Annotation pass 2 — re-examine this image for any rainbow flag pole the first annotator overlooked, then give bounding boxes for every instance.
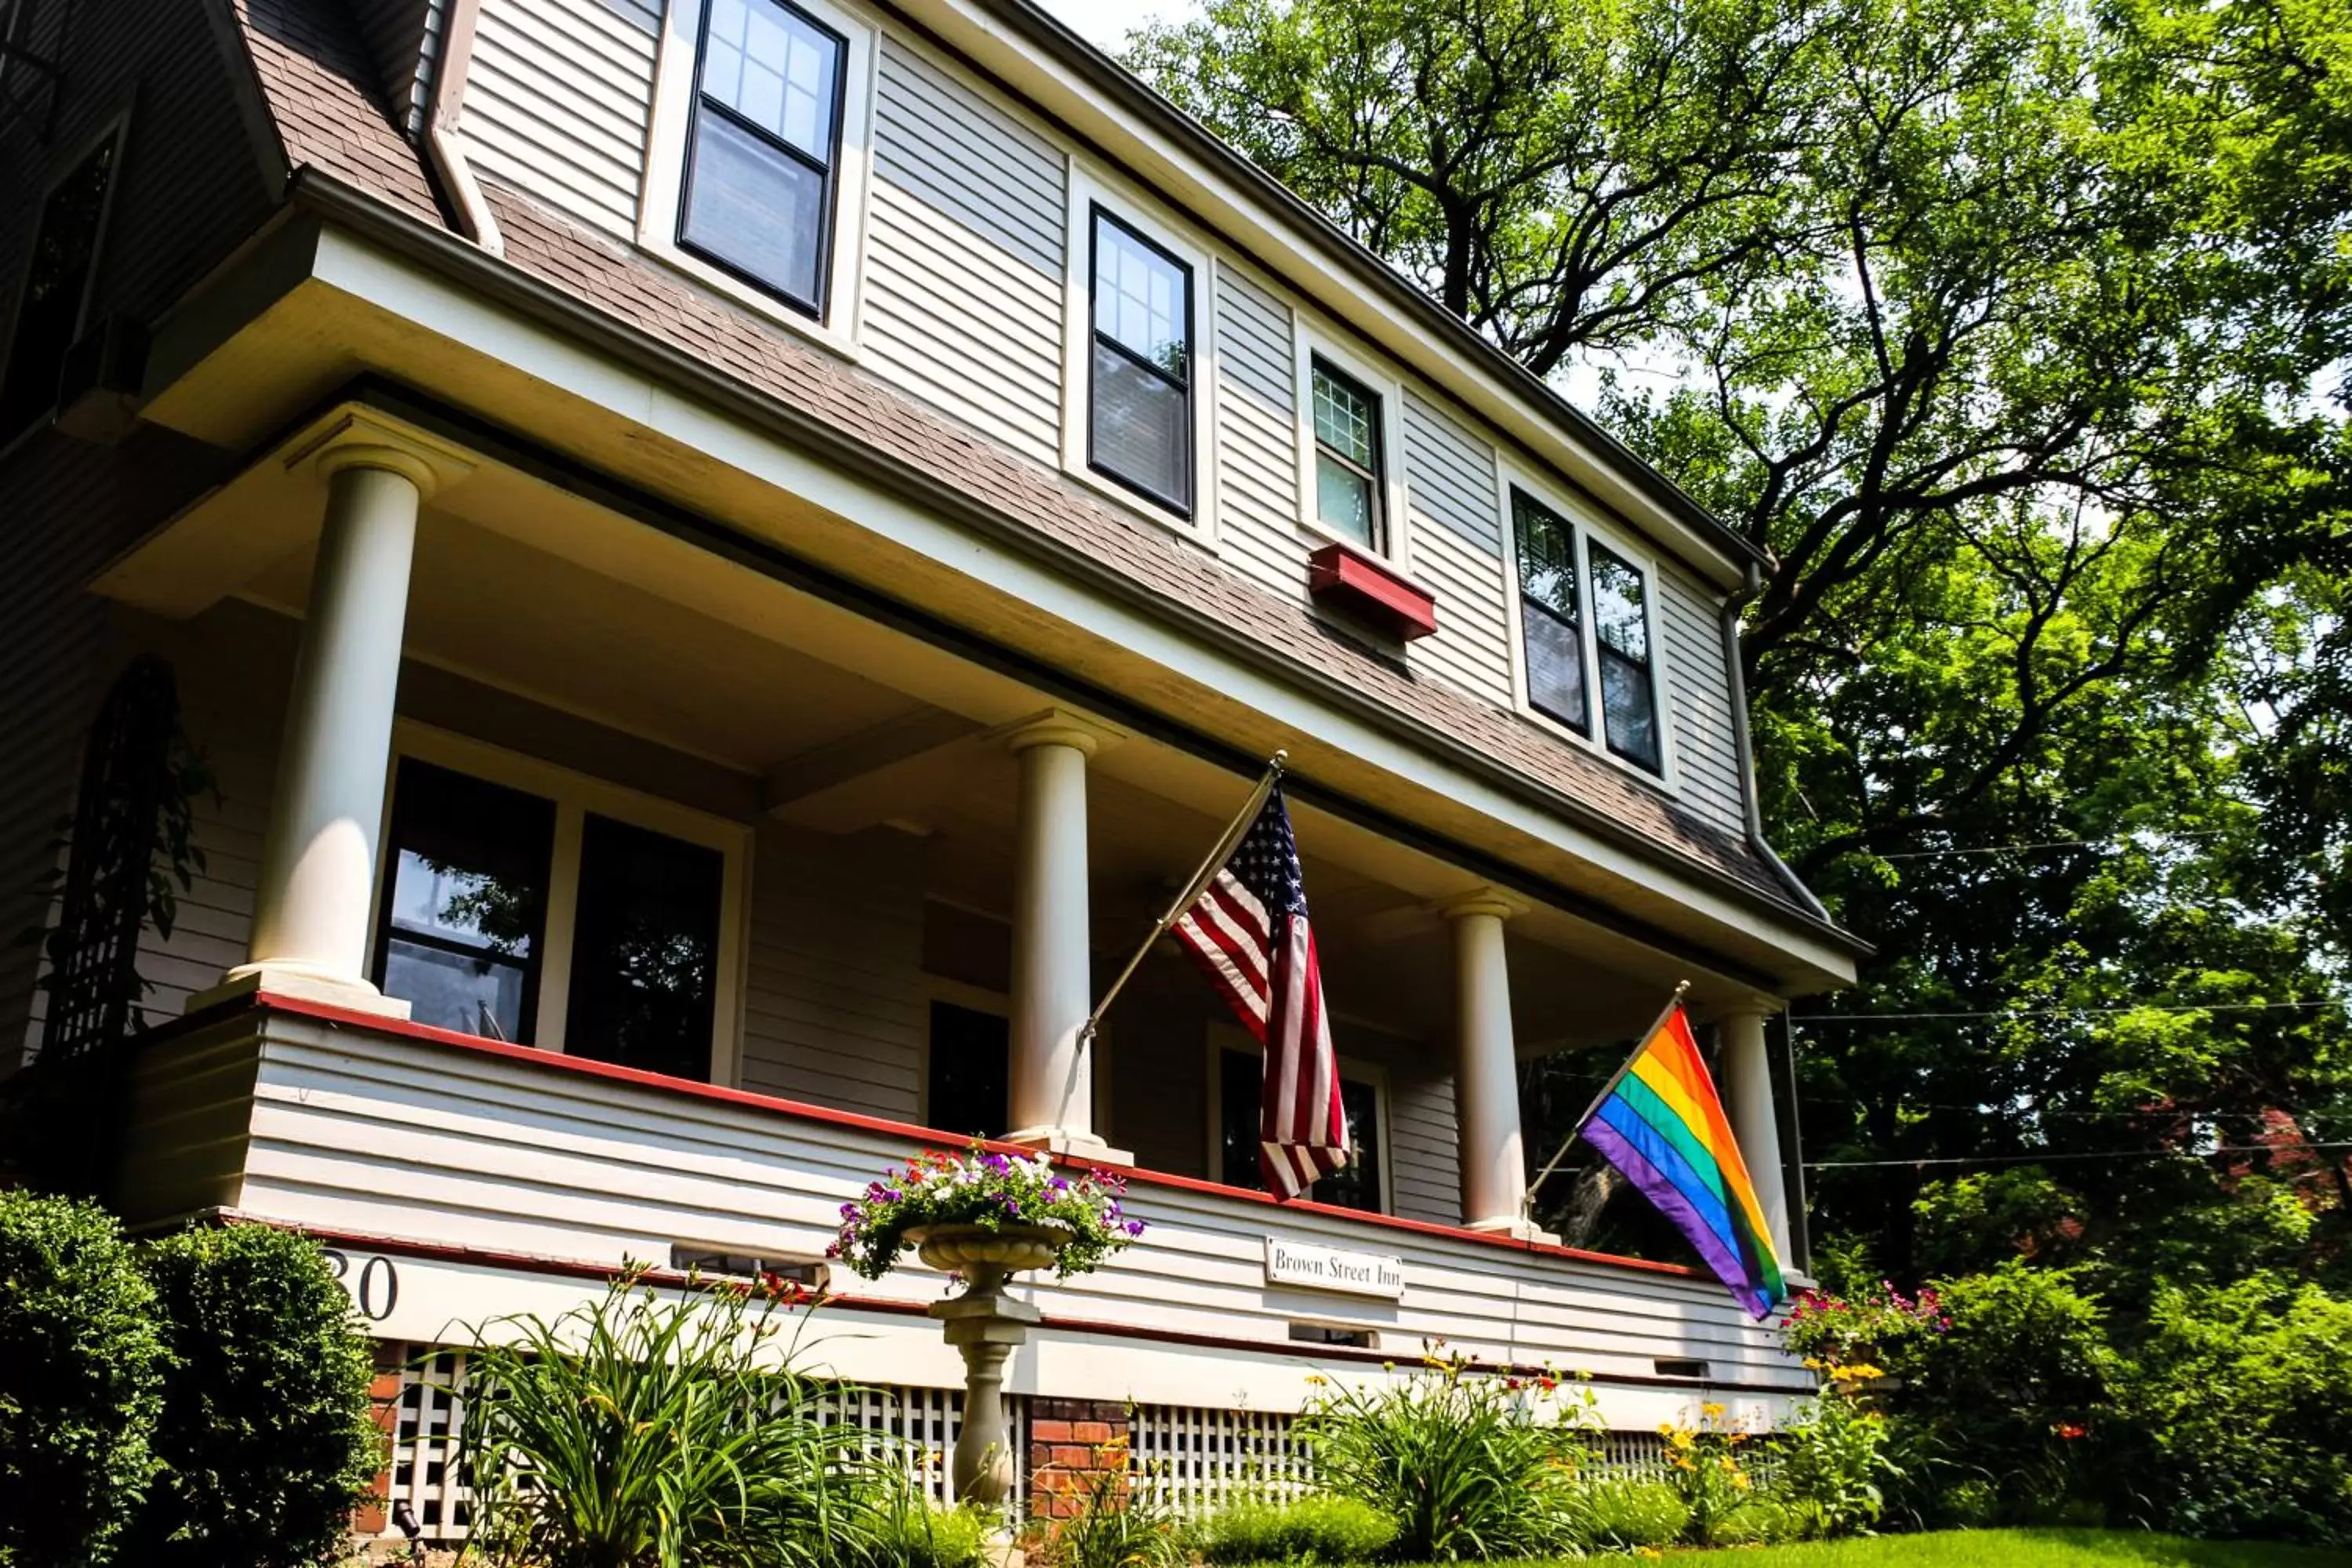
[1526,981,1789,1320]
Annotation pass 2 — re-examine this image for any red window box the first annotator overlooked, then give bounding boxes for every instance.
[1307,540,1439,641]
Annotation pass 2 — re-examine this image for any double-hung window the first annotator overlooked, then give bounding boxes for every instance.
[1512,490,1588,735]
[1087,209,1193,512]
[1218,1046,1384,1213]
[1589,542,1661,770]
[678,0,846,318]
[1,123,123,445]
[1309,358,1385,550]
[372,752,736,1078]
[1512,488,1665,773]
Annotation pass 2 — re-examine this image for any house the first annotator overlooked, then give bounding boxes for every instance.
[0,0,1864,1541]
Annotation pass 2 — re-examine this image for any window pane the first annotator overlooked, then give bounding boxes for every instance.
[0,135,118,444]
[376,760,555,1042]
[1316,1076,1383,1214]
[1589,542,1650,661]
[564,815,724,1080]
[1311,365,1374,469]
[681,110,826,306]
[1092,216,1188,379]
[1219,1048,1380,1211]
[699,0,838,159]
[1602,645,1661,770]
[1091,339,1189,506]
[927,1001,1009,1138]
[1513,493,1579,621]
[1315,452,1376,546]
[1523,604,1589,733]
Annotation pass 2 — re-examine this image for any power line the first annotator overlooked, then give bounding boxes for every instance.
[1871,829,2229,862]
[1804,1141,2352,1170]
[1789,1000,2337,1024]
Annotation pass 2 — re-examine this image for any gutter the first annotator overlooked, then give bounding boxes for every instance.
[419,0,501,255]
[1722,561,1833,924]
[971,0,1770,579]
[277,169,1867,964]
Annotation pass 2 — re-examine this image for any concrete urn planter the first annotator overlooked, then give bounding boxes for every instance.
[907,1223,1071,1511]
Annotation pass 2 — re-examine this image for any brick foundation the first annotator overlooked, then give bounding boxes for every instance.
[351,1342,405,1539]
[1028,1399,1131,1520]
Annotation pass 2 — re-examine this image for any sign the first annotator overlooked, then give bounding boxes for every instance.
[1263,1236,1405,1299]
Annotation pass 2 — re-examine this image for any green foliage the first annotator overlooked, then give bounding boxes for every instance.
[1779,1385,1901,1537]
[1558,1476,1687,1551]
[1189,1494,1399,1564]
[2114,1276,2352,1544]
[123,1224,378,1568]
[829,1145,1143,1281]
[1782,1280,1950,1370]
[859,1497,995,1568]
[1295,1356,1595,1559]
[1030,1445,1183,1568]
[458,1270,887,1568]
[0,1189,165,1568]
[1657,1404,1770,1545]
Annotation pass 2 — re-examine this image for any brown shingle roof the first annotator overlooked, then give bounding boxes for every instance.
[221,0,1800,910]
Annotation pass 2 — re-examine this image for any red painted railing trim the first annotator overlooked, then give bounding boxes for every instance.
[185,989,1700,1282]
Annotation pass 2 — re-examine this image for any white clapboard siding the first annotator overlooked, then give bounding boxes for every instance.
[1655,562,1748,835]
[128,1012,1809,1424]
[347,0,447,136]
[1212,264,1312,601]
[863,40,1065,466]
[459,0,662,239]
[1386,1065,1461,1228]
[1401,392,1512,705]
[738,822,927,1119]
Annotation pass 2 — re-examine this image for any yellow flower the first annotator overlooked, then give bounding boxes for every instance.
[1701,1401,1727,1420]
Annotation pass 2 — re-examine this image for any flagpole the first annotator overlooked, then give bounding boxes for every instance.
[1523,978,1691,1219]
[1078,750,1287,1044]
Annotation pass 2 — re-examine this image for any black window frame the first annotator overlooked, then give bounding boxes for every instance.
[1510,488,1592,738]
[1084,204,1195,517]
[1307,356,1387,553]
[675,0,851,321]
[1217,1045,1386,1214]
[1588,538,1664,772]
[368,757,557,1045]
[0,113,128,449]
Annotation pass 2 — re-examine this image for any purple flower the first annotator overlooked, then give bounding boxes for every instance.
[1125,1220,1146,1237]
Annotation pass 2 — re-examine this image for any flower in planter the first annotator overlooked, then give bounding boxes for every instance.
[828,1142,1145,1281]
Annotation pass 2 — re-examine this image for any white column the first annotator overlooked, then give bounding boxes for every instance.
[1003,712,1128,1163]
[1719,1003,1794,1266]
[208,416,466,1014]
[1443,889,1552,1240]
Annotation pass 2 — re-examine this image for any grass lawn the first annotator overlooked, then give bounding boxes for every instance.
[1657,1530,2352,1566]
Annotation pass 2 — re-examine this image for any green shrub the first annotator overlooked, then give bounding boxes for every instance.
[0,1189,166,1566]
[460,1270,889,1568]
[1777,1382,1900,1537]
[2114,1275,2352,1544]
[1708,1493,1806,1544]
[124,1224,379,1567]
[1559,1477,1686,1551]
[862,1496,995,1568]
[1189,1494,1399,1563]
[1297,1358,1595,1560]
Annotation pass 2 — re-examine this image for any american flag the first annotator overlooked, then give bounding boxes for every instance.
[1169,786,1348,1198]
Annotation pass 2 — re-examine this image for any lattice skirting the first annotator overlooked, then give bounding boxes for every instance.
[376,1344,1730,1543]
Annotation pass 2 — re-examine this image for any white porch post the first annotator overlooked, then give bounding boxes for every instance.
[211,416,467,1014]
[1443,889,1552,1241]
[1003,711,1128,1163]
[1719,1003,1794,1266]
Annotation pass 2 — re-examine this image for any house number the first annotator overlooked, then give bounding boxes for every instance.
[323,1249,399,1323]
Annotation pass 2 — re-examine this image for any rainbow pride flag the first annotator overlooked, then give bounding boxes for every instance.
[1577,1000,1787,1319]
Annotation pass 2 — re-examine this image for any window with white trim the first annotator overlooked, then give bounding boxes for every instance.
[1512,488,1588,735]
[677,0,848,317]
[1,119,124,445]
[1308,358,1385,550]
[1087,207,1193,512]
[1589,539,1661,770]
[369,739,745,1080]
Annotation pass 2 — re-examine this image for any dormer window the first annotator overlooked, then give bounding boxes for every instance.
[1309,358,1384,550]
[677,0,847,318]
[1087,209,1192,513]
